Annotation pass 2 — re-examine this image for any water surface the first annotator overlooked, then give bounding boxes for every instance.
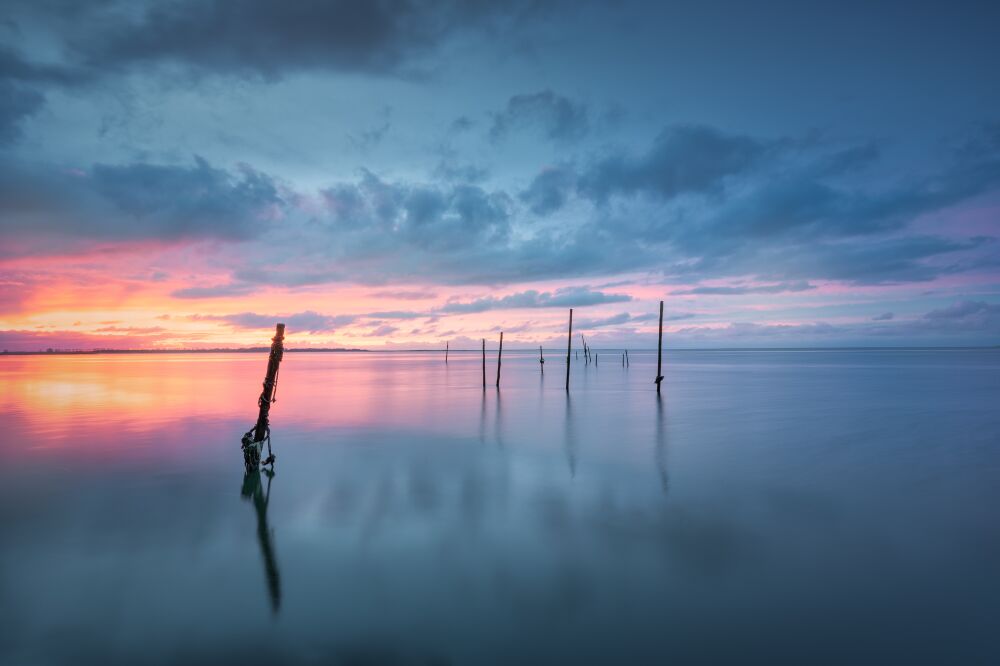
[2,349,998,664]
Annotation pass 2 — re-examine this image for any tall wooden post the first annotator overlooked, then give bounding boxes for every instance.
[242,323,285,471]
[482,338,486,389]
[655,300,664,393]
[539,345,544,373]
[495,332,503,388]
[254,323,284,440]
[446,341,449,363]
[565,309,573,391]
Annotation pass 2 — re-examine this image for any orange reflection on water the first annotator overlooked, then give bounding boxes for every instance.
[1,352,485,460]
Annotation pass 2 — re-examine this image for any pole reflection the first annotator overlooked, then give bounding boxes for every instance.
[564,393,576,478]
[655,394,668,496]
[241,466,282,613]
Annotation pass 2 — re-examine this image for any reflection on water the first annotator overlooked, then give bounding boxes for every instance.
[655,394,668,495]
[1,350,999,663]
[241,467,281,613]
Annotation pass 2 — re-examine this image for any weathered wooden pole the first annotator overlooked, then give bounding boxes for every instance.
[655,300,664,393]
[445,341,449,363]
[481,338,486,389]
[622,352,625,367]
[625,349,629,367]
[241,323,285,471]
[565,308,573,391]
[495,331,503,388]
[539,345,544,373]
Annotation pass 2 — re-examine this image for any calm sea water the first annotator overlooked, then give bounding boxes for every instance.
[1,349,998,664]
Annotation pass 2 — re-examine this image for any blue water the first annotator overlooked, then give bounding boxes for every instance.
[1,349,998,664]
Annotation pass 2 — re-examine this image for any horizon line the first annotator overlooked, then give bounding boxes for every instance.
[3,345,998,356]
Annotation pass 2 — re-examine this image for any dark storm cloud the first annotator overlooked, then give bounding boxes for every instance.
[321,169,511,253]
[0,156,284,242]
[490,90,589,143]
[520,165,575,215]
[440,286,631,314]
[60,0,523,80]
[674,281,815,296]
[0,80,43,145]
[578,125,767,204]
[755,236,989,285]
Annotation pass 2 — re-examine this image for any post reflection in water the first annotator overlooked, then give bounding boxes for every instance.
[655,393,668,495]
[241,466,282,614]
[493,390,503,449]
[563,393,576,478]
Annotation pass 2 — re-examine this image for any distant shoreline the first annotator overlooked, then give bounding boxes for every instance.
[2,346,997,356]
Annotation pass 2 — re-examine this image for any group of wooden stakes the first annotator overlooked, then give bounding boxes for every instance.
[445,300,667,394]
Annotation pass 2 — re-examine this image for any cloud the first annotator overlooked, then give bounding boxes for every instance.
[573,311,693,329]
[365,310,426,319]
[194,311,357,333]
[578,124,766,204]
[872,312,894,321]
[0,80,44,145]
[170,283,258,299]
[0,156,284,243]
[924,300,1000,325]
[321,169,511,254]
[370,289,437,300]
[674,281,815,295]
[520,166,575,215]
[440,286,631,314]
[490,90,588,143]
[60,0,526,80]
[365,324,398,337]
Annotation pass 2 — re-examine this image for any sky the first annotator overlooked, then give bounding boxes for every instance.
[1,0,999,351]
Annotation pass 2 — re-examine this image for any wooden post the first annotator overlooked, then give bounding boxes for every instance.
[565,309,573,391]
[445,341,449,363]
[539,345,544,373]
[622,352,625,367]
[481,338,486,389]
[241,323,285,471]
[655,300,664,393]
[625,349,629,367]
[495,331,503,388]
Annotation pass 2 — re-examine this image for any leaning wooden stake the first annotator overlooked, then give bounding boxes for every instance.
[445,341,449,363]
[495,331,503,388]
[625,349,629,367]
[481,338,486,389]
[655,300,664,393]
[565,309,573,391]
[241,323,285,472]
[539,345,544,373]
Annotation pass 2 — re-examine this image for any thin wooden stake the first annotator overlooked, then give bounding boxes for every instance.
[655,300,664,393]
[565,309,573,391]
[539,345,544,373]
[445,341,449,363]
[481,338,486,389]
[626,349,629,367]
[495,331,503,388]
